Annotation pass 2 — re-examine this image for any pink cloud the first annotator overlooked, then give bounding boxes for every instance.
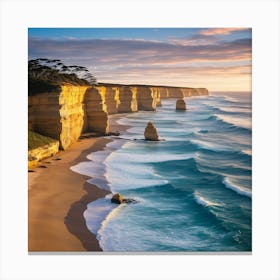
[200,28,249,36]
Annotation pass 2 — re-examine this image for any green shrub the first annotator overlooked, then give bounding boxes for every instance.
[28,130,57,150]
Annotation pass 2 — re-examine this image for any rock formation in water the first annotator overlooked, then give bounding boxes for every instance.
[144,122,159,141]
[176,99,186,110]
[111,193,123,204]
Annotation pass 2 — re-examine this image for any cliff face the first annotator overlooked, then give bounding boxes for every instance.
[150,87,162,107]
[29,85,109,150]
[84,87,109,134]
[134,86,157,111]
[117,86,138,113]
[167,88,184,98]
[29,83,209,151]
[97,86,118,114]
[29,85,89,150]
[196,88,209,95]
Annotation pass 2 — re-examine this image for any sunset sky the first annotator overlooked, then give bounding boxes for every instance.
[28,28,252,91]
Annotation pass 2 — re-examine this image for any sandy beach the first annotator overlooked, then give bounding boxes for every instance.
[28,116,128,252]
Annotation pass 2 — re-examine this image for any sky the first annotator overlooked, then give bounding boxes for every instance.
[28,28,252,91]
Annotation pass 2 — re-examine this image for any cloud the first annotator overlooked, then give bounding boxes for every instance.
[29,37,251,67]
[168,28,251,46]
[28,34,252,90]
[199,28,250,36]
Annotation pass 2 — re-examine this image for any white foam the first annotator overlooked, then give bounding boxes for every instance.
[194,191,223,207]
[86,150,111,162]
[219,106,251,113]
[241,149,252,156]
[215,114,251,130]
[70,161,106,180]
[106,145,195,164]
[190,139,232,152]
[105,162,169,192]
[84,194,118,235]
[223,177,252,198]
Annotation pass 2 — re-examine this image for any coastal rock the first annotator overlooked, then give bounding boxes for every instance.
[28,85,89,150]
[111,193,138,204]
[84,87,109,134]
[122,198,138,204]
[180,88,192,97]
[144,122,159,141]
[28,81,209,152]
[196,88,209,95]
[176,99,186,110]
[97,86,118,114]
[158,87,168,99]
[167,88,184,98]
[150,87,161,107]
[117,86,138,113]
[135,86,157,111]
[111,193,123,204]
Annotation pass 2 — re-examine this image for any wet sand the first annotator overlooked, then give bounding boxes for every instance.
[28,115,128,252]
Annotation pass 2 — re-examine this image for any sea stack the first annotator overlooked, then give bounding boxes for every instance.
[144,122,159,141]
[176,99,186,110]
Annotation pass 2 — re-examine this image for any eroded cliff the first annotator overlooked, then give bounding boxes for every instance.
[29,85,89,150]
[84,87,109,134]
[29,83,209,152]
[29,85,109,150]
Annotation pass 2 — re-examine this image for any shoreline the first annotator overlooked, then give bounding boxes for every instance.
[28,114,129,252]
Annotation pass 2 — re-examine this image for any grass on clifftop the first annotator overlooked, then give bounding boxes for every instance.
[28,130,57,150]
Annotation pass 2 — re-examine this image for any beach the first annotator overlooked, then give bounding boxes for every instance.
[28,94,252,252]
[28,116,127,252]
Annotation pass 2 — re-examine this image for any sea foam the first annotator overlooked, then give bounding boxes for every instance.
[215,114,251,130]
[194,191,223,207]
[223,177,252,198]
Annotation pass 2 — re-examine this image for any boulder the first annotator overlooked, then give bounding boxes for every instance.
[111,193,138,204]
[144,122,159,141]
[111,193,123,204]
[176,99,186,110]
[122,198,138,204]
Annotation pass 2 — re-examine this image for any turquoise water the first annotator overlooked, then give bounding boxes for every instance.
[73,92,252,252]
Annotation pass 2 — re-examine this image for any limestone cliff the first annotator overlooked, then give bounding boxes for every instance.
[84,87,109,134]
[29,82,208,151]
[29,85,89,150]
[97,86,118,114]
[196,88,209,95]
[29,85,109,150]
[150,87,162,107]
[167,88,184,98]
[134,86,157,111]
[116,86,138,113]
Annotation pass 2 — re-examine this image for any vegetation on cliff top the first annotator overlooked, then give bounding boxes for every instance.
[28,130,57,150]
[28,58,97,95]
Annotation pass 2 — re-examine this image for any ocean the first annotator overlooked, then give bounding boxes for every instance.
[71,92,252,252]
